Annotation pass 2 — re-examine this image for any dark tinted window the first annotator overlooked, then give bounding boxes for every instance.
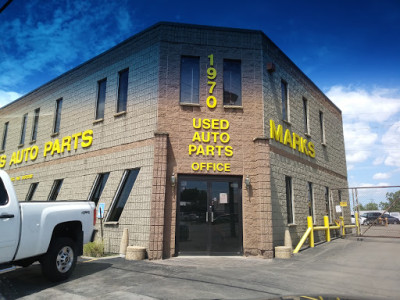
[223,60,241,105]
[180,56,199,104]
[26,182,39,201]
[48,179,63,201]
[96,79,107,119]
[117,69,129,113]
[31,108,40,141]
[0,179,9,206]
[107,169,139,222]
[53,98,63,133]
[88,173,110,205]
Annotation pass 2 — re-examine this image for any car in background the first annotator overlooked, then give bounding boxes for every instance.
[389,212,400,220]
[382,214,400,224]
[361,212,383,225]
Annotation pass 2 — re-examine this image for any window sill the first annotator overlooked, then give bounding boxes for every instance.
[180,102,200,107]
[288,223,297,227]
[93,118,104,125]
[18,143,24,148]
[321,142,327,147]
[305,133,311,138]
[51,132,59,138]
[104,221,119,226]
[0,150,4,154]
[223,105,243,109]
[30,140,36,145]
[114,111,126,118]
[283,120,291,126]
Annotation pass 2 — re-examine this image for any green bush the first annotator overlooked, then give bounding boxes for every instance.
[83,240,104,257]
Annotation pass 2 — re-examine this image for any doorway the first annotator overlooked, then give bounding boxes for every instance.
[177,175,242,255]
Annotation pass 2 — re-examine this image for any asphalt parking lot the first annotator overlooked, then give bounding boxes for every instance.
[1,236,399,300]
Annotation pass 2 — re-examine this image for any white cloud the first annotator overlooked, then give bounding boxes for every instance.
[381,121,400,168]
[343,122,377,163]
[0,90,22,107]
[327,86,400,123]
[372,172,390,180]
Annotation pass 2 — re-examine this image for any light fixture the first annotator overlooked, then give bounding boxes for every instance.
[171,173,176,187]
[245,175,251,189]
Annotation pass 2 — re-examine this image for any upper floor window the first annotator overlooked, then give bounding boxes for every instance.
[107,168,140,222]
[1,122,8,151]
[281,80,288,121]
[53,98,63,134]
[325,186,331,222]
[88,172,110,206]
[307,182,314,219]
[117,69,129,113]
[319,110,326,144]
[19,113,28,145]
[96,79,107,119]
[180,56,199,104]
[223,60,242,106]
[31,108,40,141]
[303,97,309,134]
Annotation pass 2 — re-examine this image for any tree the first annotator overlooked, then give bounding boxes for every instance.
[363,202,379,210]
[379,190,400,212]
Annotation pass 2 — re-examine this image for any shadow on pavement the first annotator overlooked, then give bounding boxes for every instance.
[0,260,112,300]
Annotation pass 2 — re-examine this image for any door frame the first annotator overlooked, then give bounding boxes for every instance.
[175,174,243,256]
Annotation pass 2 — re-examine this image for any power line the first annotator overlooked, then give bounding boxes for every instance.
[0,0,13,14]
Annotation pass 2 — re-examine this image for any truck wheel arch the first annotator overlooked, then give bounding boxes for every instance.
[48,221,84,256]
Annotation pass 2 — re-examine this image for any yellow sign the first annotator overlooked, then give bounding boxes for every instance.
[0,129,93,168]
[269,120,315,158]
[340,201,347,207]
[11,174,33,181]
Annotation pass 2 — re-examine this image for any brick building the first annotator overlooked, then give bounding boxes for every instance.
[0,22,349,259]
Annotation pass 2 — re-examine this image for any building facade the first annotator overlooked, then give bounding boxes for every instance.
[0,22,349,259]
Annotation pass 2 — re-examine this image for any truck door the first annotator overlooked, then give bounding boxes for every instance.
[0,175,20,264]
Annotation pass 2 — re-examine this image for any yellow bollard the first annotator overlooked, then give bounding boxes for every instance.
[324,216,331,242]
[355,212,360,236]
[307,216,314,248]
[340,216,345,236]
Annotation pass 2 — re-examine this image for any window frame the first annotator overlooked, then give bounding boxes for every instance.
[53,98,63,134]
[325,186,331,222]
[26,182,39,201]
[180,56,200,104]
[285,176,295,224]
[95,78,107,120]
[48,179,63,201]
[307,181,314,220]
[88,172,110,206]
[281,80,289,122]
[116,68,129,113]
[1,122,9,151]
[19,113,28,145]
[106,168,140,222]
[303,97,309,135]
[319,110,326,145]
[31,108,40,142]
[223,59,242,106]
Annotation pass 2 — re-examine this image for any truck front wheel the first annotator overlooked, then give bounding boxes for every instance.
[41,237,77,282]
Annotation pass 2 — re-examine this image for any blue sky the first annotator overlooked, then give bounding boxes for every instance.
[0,0,399,203]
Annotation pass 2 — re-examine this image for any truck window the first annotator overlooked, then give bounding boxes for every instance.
[0,179,9,206]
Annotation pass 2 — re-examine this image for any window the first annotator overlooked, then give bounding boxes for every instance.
[325,187,330,222]
[338,190,342,203]
[117,69,129,113]
[0,179,9,206]
[303,97,309,134]
[48,179,63,201]
[285,176,294,224]
[281,80,288,121]
[180,57,199,104]
[96,79,107,119]
[88,172,110,206]
[107,169,140,222]
[26,182,39,201]
[31,108,40,141]
[319,111,325,144]
[53,98,63,134]
[1,122,8,151]
[307,182,314,218]
[223,60,242,106]
[20,113,28,145]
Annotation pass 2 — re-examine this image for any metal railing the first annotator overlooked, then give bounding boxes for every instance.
[293,213,360,254]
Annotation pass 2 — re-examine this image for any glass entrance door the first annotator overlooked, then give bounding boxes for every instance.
[177,176,242,255]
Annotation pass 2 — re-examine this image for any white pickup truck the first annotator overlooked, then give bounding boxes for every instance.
[0,170,95,282]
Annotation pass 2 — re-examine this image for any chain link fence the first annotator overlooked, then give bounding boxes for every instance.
[333,186,400,238]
